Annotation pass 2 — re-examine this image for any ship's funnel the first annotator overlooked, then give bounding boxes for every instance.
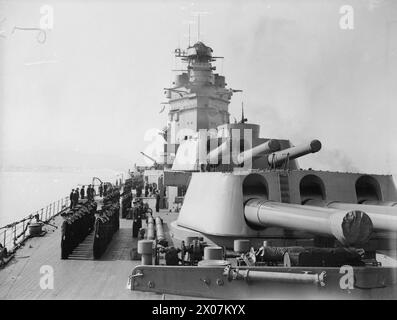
[244,199,373,246]
[268,140,322,167]
[236,139,280,165]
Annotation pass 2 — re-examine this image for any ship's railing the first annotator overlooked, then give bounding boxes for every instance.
[0,196,70,252]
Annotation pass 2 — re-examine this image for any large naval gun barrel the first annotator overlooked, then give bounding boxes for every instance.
[268,140,322,166]
[305,200,397,233]
[207,140,229,164]
[207,139,280,165]
[361,200,397,207]
[236,139,280,165]
[244,199,373,246]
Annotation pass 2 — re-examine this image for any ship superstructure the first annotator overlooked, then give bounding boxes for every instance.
[164,42,232,151]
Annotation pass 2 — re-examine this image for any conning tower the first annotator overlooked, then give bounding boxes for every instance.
[164,42,233,163]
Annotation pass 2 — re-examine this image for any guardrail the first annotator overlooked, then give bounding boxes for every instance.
[0,196,70,252]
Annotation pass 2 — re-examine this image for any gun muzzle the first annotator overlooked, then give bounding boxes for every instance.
[305,200,397,233]
[268,140,322,166]
[244,199,373,246]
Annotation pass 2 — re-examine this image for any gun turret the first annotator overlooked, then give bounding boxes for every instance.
[268,140,322,167]
[244,199,373,246]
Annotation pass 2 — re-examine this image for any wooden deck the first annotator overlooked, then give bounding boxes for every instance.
[0,200,182,300]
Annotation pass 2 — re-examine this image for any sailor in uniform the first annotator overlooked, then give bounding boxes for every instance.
[70,189,75,208]
[80,186,85,199]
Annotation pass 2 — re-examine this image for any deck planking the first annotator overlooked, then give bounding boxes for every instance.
[0,198,181,300]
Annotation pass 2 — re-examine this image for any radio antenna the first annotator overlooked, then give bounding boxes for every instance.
[188,23,191,46]
[197,14,200,41]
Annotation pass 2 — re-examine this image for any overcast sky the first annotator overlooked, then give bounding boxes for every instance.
[0,0,396,174]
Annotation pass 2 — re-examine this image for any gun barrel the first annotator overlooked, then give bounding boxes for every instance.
[155,217,165,242]
[305,200,397,233]
[207,141,229,164]
[361,200,397,207]
[268,140,321,166]
[244,199,373,246]
[236,139,280,165]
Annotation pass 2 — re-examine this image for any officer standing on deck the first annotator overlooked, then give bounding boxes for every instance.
[80,186,85,199]
[86,185,91,201]
[87,185,93,201]
[73,188,80,207]
[136,186,142,198]
[70,189,75,208]
[91,185,96,200]
[155,191,160,212]
[91,185,96,199]
[144,184,149,197]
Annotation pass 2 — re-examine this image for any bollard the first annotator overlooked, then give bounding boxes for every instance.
[198,259,230,267]
[203,246,223,260]
[147,216,155,240]
[29,223,43,237]
[138,240,154,265]
[233,239,251,254]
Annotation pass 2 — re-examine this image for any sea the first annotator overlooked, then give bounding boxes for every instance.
[0,168,125,226]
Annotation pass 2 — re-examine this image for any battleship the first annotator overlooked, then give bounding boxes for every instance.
[1,40,397,300]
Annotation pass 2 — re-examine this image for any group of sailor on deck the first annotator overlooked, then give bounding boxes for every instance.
[69,184,106,208]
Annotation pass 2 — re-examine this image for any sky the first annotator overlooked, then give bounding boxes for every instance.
[0,0,396,175]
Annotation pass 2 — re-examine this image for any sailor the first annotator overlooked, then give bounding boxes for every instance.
[136,186,142,198]
[86,185,91,201]
[91,185,96,200]
[99,183,103,197]
[61,210,74,258]
[80,186,85,199]
[70,189,75,208]
[155,191,160,212]
[73,188,80,207]
[131,199,142,237]
[0,243,8,265]
[144,184,149,197]
[90,185,95,201]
